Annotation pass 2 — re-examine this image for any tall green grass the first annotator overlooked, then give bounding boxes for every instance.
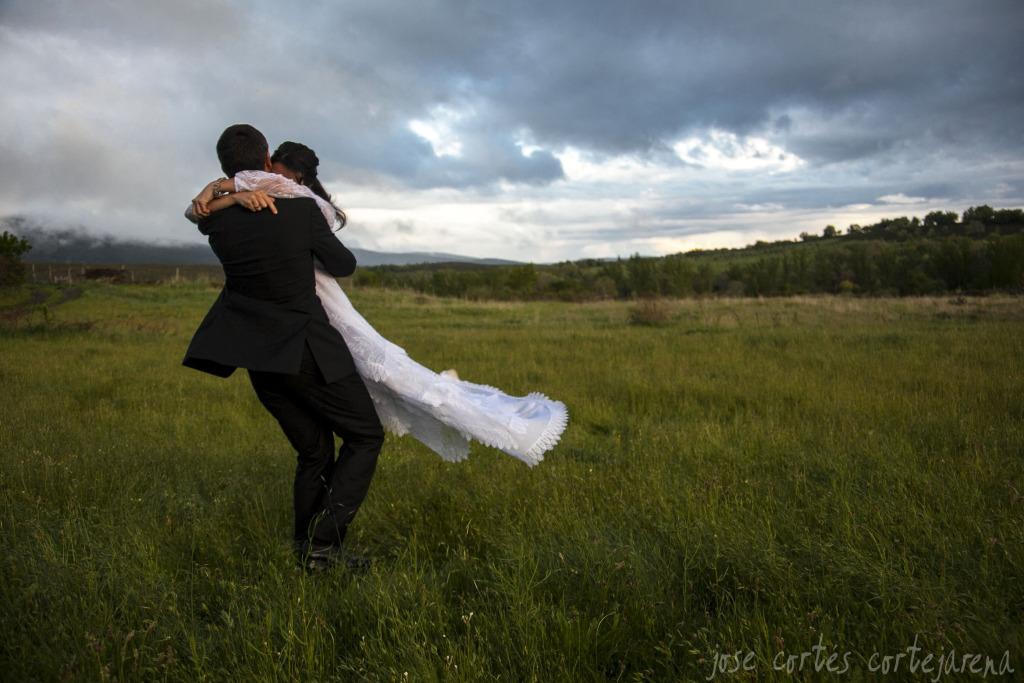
[1,284,1022,681]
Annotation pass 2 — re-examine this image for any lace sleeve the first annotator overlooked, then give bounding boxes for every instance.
[233,174,253,192]
[234,170,339,229]
[234,170,295,195]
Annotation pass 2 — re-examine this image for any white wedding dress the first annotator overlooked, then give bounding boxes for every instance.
[189,171,568,466]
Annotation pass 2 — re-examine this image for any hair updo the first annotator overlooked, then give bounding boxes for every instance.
[270,141,347,230]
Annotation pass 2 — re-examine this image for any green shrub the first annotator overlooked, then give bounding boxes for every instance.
[0,230,31,286]
[629,298,673,326]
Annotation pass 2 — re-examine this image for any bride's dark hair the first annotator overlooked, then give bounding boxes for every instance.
[270,141,347,230]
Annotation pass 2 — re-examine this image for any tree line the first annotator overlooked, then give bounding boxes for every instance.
[4,205,1022,298]
[351,206,1024,299]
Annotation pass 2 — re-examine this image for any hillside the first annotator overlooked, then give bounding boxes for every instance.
[4,206,1022,298]
[352,206,1024,299]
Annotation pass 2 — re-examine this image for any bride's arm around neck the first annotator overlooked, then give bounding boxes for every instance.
[234,170,340,229]
[235,170,309,197]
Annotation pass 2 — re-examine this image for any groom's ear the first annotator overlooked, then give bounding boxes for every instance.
[263,152,272,172]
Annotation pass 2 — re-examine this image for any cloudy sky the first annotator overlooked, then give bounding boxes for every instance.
[1,0,1022,261]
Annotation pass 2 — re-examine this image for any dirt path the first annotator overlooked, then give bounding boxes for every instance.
[0,285,83,322]
[58,286,83,304]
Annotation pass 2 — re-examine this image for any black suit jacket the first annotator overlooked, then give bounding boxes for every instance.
[182,197,358,383]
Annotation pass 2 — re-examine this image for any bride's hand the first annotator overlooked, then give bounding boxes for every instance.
[191,183,218,217]
[234,190,278,214]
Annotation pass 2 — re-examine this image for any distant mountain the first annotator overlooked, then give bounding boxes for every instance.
[3,217,518,267]
[348,249,517,267]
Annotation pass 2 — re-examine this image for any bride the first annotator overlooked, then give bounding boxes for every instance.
[187,141,567,467]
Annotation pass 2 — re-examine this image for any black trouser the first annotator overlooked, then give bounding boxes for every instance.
[248,343,384,547]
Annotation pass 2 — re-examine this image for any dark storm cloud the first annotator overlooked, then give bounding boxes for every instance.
[0,0,1021,258]
[5,0,1022,176]
[289,0,1024,163]
[0,0,239,48]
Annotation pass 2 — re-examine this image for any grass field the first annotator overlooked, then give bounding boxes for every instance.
[1,283,1022,681]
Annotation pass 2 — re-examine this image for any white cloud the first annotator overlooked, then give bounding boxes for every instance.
[877,193,928,204]
[734,202,785,212]
[672,130,805,173]
[407,105,467,158]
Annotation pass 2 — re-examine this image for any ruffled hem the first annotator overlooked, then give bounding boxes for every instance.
[520,395,569,466]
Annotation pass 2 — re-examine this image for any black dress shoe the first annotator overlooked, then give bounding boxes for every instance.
[293,540,325,574]
[296,540,371,574]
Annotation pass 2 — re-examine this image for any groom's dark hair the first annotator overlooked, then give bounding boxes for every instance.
[216,124,268,177]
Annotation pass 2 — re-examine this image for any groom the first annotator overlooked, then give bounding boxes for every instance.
[182,123,384,573]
